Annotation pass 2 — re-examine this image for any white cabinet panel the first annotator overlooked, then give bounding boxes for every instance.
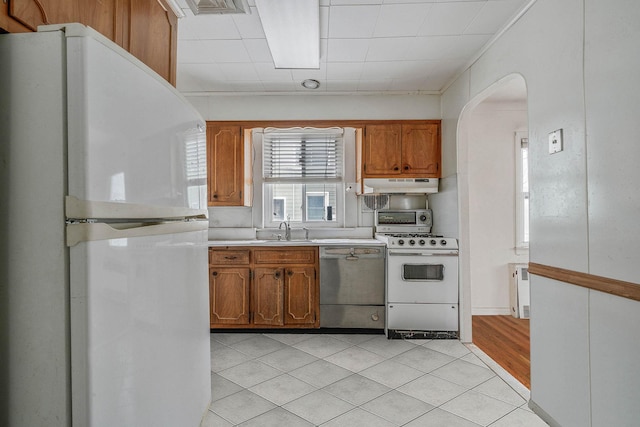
[590,291,640,427]
[530,276,590,427]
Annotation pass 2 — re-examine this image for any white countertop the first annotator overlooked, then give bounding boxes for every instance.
[208,238,385,247]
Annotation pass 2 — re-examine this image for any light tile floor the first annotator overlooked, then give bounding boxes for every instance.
[203,332,548,427]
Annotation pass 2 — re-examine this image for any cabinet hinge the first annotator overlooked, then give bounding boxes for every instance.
[249,270,253,280]
[239,190,242,198]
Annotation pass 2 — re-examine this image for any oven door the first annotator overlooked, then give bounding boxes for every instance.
[386,249,458,303]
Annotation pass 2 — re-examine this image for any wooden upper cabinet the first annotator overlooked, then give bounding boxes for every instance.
[1,0,178,86]
[401,123,440,176]
[6,0,76,31]
[207,124,244,206]
[363,124,402,175]
[363,122,441,178]
[126,0,177,85]
[79,0,118,43]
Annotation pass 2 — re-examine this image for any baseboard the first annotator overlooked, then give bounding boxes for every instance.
[528,398,562,427]
[471,308,512,316]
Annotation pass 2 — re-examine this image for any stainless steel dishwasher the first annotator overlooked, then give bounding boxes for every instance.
[320,245,385,329]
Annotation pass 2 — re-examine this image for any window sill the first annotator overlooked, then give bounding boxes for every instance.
[515,246,529,256]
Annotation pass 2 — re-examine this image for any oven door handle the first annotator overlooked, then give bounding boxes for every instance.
[388,251,459,256]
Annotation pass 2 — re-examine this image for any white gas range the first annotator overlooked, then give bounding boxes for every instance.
[374,210,459,339]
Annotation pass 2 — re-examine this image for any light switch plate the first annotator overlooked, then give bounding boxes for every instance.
[549,129,563,154]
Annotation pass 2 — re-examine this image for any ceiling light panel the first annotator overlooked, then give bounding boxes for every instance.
[255,0,320,69]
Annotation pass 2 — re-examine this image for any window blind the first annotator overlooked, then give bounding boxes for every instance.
[185,131,207,183]
[263,128,343,181]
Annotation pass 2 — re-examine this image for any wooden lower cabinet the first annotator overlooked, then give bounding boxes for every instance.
[209,247,319,329]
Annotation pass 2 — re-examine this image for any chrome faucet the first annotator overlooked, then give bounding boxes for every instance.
[279,219,291,241]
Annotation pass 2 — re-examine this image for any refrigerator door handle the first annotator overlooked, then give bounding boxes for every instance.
[65,195,208,221]
[66,220,208,247]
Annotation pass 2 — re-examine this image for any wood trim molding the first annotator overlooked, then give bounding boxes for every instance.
[528,262,640,302]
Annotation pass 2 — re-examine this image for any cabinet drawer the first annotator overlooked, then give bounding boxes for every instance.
[209,249,250,265]
[254,248,317,265]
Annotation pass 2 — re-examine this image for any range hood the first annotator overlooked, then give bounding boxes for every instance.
[362,178,439,194]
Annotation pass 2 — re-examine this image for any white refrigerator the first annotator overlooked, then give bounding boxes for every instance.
[0,24,211,426]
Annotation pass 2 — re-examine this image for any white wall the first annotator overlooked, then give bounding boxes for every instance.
[442,0,640,426]
[186,94,441,121]
[466,101,528,314]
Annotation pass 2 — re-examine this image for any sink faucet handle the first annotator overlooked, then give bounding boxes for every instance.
[303,227,309,240]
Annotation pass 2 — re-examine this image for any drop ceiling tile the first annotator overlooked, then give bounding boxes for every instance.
[329,5,381,38]
[262,81,300,92]
[291,63,328,81]
[320,6,330,39]
[372,3,432,37]
[357,79,392,91]
[202,40,253,63]
[243,39,273,62]
[177,40,211,64]
[230,81,266,92]
[327,39,370,62]
[180,14,241,40]
[424,59,468,90]
[389,76,429,91]
[176,63,230,92]
[465,0,526,35]
[361,60,425,80]
[418,1,485,36]
[217,63,260,80]
[253,62,295,81]
[366,37,412,61]
[327,62,364,80]
[232,7,266,38]
[406,34,491,60]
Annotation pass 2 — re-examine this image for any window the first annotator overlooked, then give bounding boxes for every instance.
[263,128,343,227]
[515,132,529,249]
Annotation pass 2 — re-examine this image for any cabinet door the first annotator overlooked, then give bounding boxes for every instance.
[284,267,317,326]
[8,0,76,31]
[252,268,284,326]
[209,267,250,326]
[126,0,177,85]
[402,123,440,177]
[363,124,402,176]
[79,0,118,42]
[207,124,243,206]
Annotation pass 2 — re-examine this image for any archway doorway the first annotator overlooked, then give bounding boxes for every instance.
[457,74,530,388]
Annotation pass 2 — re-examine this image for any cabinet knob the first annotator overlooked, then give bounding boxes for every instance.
[212,271,218,276]
[404,165,410,171]
[274,271,281,279]
[212,194,218,198]
[287,270,293,276]
[393,166,399,171]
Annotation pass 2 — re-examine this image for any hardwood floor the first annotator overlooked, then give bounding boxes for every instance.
[472,315,530,388]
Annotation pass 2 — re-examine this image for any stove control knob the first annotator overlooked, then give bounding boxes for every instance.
[440,240,447,246]
[419,239,426,246]
[398,239,405,246]
[430,239,437,245]
[409,239,416,245]
[419,214,427,222]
